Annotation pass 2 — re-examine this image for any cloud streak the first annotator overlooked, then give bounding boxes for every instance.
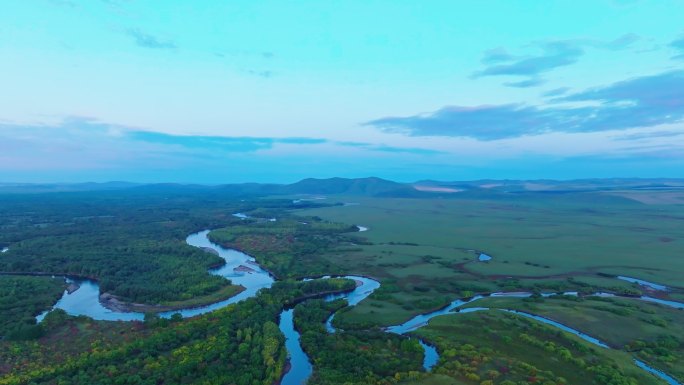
[671,34,684,60]
[615,130,684,141]
[129,130,326,152]
[127,29,177,50]
[246,70,275,78]
[367,70,684,140]
[474,41,583,80]
[0,118,441,173]
[473,34,640,87]
[129,129,441,154]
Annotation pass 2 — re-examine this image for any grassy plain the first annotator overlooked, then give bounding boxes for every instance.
[412,310,662,385]
[299,193,684,325]
[460,295,684,381]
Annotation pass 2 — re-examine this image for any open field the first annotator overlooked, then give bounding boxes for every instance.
[299,193,684,325]
[413,310,663,385]
[460,295,684,381]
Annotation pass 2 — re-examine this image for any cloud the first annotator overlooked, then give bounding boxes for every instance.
[671,34,684,60]
[276,137,327,145]
[367,70,684,140]
[473,34,639,87]
[330,141,442,154]
[130,131,440,155]
[481,47,516,64]
[127,29,177,50]
[541,87,570,97]
[369,146,444,155]
[474,41,584,79]
[2,117,681,183]
[504,77,545,88]
[559,70,684,132]
[129,131,276,152]
[0,117,440,174]
[615,130,684,141]
[246,70,275,78]
[368,104,557,140]
[599,33,640,50]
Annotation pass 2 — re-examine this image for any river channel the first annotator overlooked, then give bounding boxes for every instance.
[26,226,683,385]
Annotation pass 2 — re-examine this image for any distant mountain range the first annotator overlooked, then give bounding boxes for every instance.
[1,177,683,196]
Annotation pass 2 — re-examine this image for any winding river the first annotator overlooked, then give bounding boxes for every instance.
[36,230,275,322]
[388,293,681,385]
[618,276,669,291]
[25,225,684,385]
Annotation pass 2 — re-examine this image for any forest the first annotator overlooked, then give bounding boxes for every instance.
[0,190,312,306]
[294,298,424,385]
[0,276,65,340]
[0,279,354,385]
[208,216,360,279]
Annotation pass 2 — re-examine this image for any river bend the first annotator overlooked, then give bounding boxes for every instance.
[27,227,684,385]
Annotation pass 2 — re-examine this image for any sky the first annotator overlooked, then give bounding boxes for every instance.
[1,0,684,183]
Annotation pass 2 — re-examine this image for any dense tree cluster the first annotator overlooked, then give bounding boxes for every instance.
[0,310,144,375]
[627,335,681,379]
[0,279,354,385]
[0,191,306,305]
[209,217,359,279]
[294,299,424,385]
[0,276,65,340]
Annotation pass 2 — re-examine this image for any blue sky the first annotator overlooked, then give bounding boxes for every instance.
[1,0,683,183]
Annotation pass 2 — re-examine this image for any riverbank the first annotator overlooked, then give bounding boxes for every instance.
[99,284,246,313]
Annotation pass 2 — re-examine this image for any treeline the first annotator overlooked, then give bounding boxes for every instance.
[0,309,143,375]
[294,299,424,385]
[0,191,306,305]
[0,279,354,385]
[0,276,65,340]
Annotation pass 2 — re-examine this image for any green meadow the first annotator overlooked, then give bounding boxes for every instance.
[459,295,684,381]
[410,310,662,385]
[300,194,684,325]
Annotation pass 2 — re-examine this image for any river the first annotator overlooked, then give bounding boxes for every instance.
[26,226,684,385]
[389,296,681,385]
[36,230,275,322]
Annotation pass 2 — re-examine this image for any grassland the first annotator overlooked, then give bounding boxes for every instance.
[299,193,684,326]
[411,310,662,385]
[459,295,684,381]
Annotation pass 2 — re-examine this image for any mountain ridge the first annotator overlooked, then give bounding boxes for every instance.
[2,177,684,196]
